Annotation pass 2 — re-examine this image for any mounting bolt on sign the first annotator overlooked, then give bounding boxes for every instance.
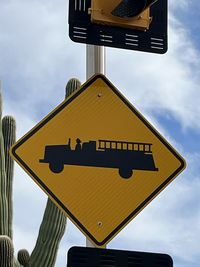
[68,0,168,53]
[90,0,158,31]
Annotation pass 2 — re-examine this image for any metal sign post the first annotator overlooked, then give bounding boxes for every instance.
[86,45,105,79]
[86,44,105,247]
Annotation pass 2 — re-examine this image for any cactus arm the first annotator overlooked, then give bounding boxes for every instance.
[18,249,30,267]
[0,88,20,266]
[0,235,14,267]
[2,116,16,239]
[0,90,9,236]
[65,78,81,99]
[28,198,66,267]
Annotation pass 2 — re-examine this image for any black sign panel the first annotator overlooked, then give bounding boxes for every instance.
[68,0,168,54]
[67,247,173,267]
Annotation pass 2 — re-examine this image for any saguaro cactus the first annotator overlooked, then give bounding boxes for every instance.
[29,199,67,267]
[0,90,9,237]
[65,78,81,98]
[17,249,30,267]
[2,115,16,239]
[0,235,14,267]
[0,78,81,267]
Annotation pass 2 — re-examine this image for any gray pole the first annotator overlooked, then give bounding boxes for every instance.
[86,44,105,247]
[86,45,105,79]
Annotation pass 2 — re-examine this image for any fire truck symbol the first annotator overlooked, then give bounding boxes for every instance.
[39,138,158,179]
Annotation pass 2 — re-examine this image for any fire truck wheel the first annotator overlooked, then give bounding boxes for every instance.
[49,162,64,173]
[119,168,133,179]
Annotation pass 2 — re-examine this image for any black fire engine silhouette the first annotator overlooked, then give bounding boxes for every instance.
[39,138,158,179]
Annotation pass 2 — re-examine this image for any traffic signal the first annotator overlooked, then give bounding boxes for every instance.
[68,0,168,54]
[90,0,158,31]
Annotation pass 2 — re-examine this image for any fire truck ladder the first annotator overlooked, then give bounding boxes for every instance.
[98,139,152,153]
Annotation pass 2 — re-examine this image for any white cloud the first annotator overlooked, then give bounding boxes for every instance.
[169,0,192,11]
[107,14,200,132]
[0,0,85,117]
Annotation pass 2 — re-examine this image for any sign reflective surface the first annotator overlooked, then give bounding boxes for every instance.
[11,74,185,246]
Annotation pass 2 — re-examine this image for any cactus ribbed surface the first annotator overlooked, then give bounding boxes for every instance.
[2,116,16,239]
[0,90,9,237]
[29,198,66,267]
[65,78,81,98]
[0,235,14,267]
[18,249,30,267]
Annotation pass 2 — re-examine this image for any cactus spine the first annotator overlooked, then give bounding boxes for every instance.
[0,235,14,267]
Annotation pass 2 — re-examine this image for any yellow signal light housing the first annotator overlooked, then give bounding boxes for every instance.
[90,0,152,31]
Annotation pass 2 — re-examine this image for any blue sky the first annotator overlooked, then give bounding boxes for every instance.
[0,0,200,266]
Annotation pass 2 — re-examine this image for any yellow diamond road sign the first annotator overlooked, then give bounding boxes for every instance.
[11,74,186,246]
